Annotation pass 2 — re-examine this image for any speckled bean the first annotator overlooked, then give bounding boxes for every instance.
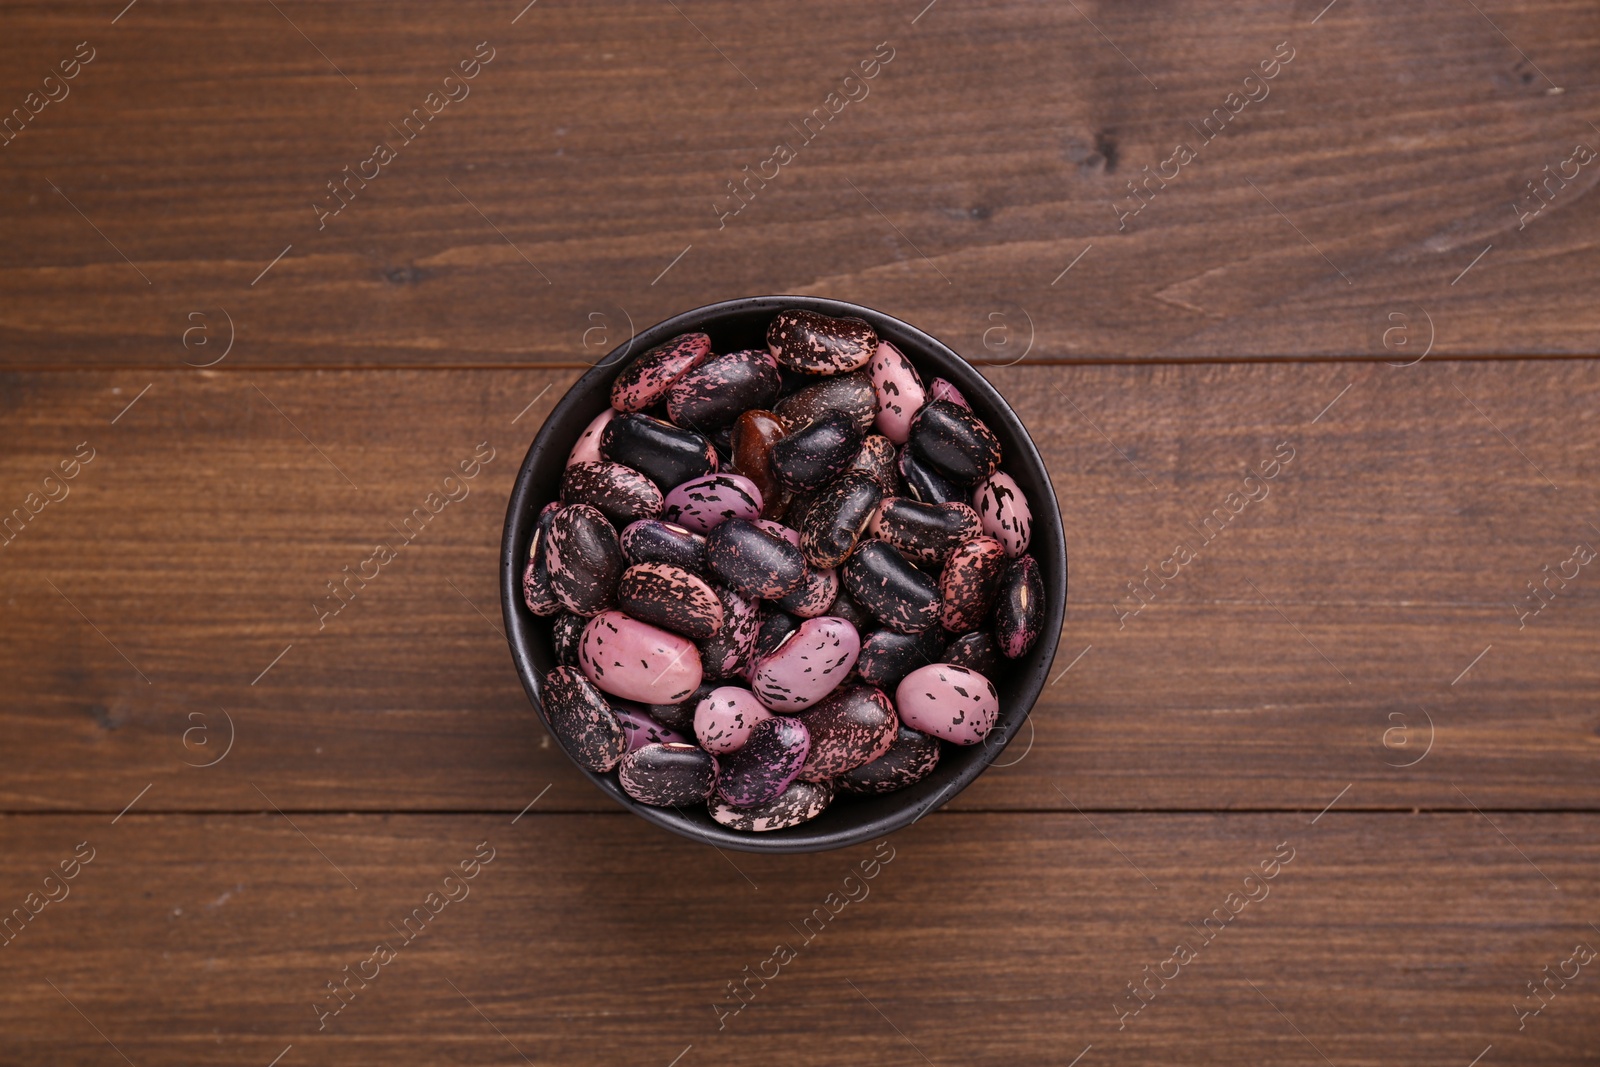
[578,610,703,704]
[750,615,861,711]
[894,662,999,745]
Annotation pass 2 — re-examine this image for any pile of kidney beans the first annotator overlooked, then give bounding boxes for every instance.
[523,309,1043,832]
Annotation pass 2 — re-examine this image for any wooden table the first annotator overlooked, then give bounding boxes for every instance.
[3,2,1597,1063]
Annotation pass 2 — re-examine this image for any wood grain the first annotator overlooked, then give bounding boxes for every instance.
[0,813,1595,1066]
[2,2,1597,1060]
[1,362,1594,813]
[1,1,1598,366]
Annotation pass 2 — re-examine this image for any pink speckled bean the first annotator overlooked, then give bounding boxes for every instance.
[750,615,860,711]
[693,686,773,754]
[567,408,616,467]
[894,662,998,745]
[662,473,764,533]
[869,341,926,445]
[579,610,703,704]
[971,471,1032,558]
[610,333,712,413]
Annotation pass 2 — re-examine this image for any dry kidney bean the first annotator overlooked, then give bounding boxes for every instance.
[527,307,1049,834]
[907,399,1002,486]
[797,471,883,569]
[898,446,962,504]
[600,413,717,491]
[615,562,725,640]
[709,779,833,831]
[715,716,811,806]
[868,341,926,444]
[578,610,703,704]
[840,539,942,634]
[619,742,718,806]
[662,473,763,533]
[941,631,999,675]
[895,663,999,745]
[522,502,562,616]
[693,685,772,754]
[561,461,663,526]
[542,666,627,772]
[856,627,944,689]
[870,497,982,565]
[770,412,863,493]
[619,519,706,572]
[546,504,625,616]
[749,616,861,711]
[728,409,790,519]
[796,685,897,782]
[767,309,877,374]
[705,518,807,599]
[838,725,941,795]
[774,368,876,434]
[611,332,711,413]
[994,554,1044,658]
[668,348,782,430]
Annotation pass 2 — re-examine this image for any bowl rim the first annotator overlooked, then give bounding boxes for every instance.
[500,295,1067,853]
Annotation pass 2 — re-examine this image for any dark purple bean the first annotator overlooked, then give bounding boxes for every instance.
[600,413,718,490]
[838,725,942,795]
[619,742,719,806]
[751,603,800,662]
[546,504,625,616]
[619,519,706,572]
[840,539,941,634]
[709,779,833,831]
[825,585,875,633]
[773,369,876,434]
[796,685,898,783]
[995,554,1045,658]
[667,348,782,431]
[541,666,627,772]
[770,412,863,494]
[870,497,983,565]
[797,472,883,569]
[560,460,663,525]
[856,627,944,689]
[704,518,806,599]
[616,562,725,640]
[715,716,810,806]
[907,399,1001,486]
[766,309,877,375]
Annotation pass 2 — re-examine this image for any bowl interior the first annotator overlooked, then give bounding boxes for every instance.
[501,296,1067,853]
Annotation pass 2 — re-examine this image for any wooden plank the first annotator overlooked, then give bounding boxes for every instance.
[0,1,1597,366]
[0,812,1595,1065]
[1,361,1595,812]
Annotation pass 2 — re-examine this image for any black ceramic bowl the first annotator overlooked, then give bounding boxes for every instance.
[501,296,1066,853]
